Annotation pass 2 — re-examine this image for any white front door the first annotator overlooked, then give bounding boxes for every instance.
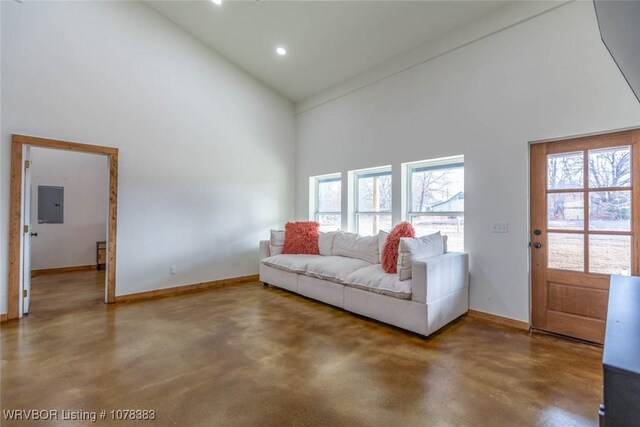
[22,146,33,315]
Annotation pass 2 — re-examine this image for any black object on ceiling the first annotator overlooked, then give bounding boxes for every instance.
[593,0,640,104]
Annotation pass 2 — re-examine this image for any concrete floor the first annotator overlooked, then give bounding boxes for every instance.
[1,270,603,426]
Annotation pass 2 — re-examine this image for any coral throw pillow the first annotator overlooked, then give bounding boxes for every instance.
[282,221,320,255]
[382,222,415,273]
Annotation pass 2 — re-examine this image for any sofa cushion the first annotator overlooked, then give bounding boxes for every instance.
[397,232,445,281]
[333,232,380,264]
[382,221,415,273]
[378,230,389,263]
[344,264,412,300]
[261,254,324,273]
[318,231,340,256]
[282,221,320,255]
[305,256,372,283]
[270,245,283,256]
[270,229,285,256]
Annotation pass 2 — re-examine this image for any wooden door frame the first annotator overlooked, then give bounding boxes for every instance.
[529,127,640,335]
[8,134,119,320]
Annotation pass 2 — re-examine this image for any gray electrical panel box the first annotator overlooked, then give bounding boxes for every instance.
[38,186,64,224]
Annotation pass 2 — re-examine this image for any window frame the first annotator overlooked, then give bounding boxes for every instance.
[353,166,392,235]
[404,156,464,249]
[313,173,342,230]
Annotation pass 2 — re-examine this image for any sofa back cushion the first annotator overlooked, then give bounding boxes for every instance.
[270,229,285,256]
[397,232,446,280]
[282,222,320,255]
[318,231,340,256]
[378,230,389,263]
[333,232,380,264]
[381,222,415,273]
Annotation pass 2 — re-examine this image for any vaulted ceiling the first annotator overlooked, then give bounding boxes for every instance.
[146,1,506,102]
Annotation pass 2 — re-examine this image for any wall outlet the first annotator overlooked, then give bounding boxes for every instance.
[169,265,177,275]
[491,222,509,233]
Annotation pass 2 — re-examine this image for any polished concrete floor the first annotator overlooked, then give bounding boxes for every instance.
[1,271,603,426]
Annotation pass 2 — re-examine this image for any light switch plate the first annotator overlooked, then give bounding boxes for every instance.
[491,222,509,233]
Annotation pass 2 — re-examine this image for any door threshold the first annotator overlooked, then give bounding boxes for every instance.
[530,327,603,348]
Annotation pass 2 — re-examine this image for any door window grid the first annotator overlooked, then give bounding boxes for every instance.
[546,145,633,275]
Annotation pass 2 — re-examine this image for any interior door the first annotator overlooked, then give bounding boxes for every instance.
[530,129,640,343]
[22,146,33,315]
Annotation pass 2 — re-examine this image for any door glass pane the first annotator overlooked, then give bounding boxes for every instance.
[317,214,341,232]
[589,234,631,275]
[547,152,583,189]
[589,191,631,231]
[548,233,584,271]
[357,174,392,212]
[588,146,631,188]
[317,179,341,212]
[357,214,392,236]
[547,193,584,230]
[410,215,464,252]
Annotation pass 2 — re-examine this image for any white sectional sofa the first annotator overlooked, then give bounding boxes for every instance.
[258,232,469,337]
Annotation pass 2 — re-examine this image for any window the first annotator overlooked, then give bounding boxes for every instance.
[313,174,341,231]
[405,157,464,251]
[354,167,392,236]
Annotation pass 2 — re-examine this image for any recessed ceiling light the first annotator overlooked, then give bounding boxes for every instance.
[211,0,222,6]
[276,47,287,56]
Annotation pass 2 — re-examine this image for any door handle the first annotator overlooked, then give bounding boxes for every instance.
[30,232,38,237]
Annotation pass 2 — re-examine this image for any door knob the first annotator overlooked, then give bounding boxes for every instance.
[30,232,38,237]
[532,242,541,249]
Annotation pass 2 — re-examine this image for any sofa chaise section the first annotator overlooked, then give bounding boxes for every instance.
[411,253,469,335]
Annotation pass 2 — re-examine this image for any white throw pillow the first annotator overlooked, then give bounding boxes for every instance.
[333,232,380,264]
[397,232,445,281]
[270,229,285,256]
[378,230,389,263]
[318,231,340,256]
[270,245,283,256]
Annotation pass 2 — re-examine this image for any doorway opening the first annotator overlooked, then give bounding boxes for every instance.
[529,128,639,343]
[8,134,119,320]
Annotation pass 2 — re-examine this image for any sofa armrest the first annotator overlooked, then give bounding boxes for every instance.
[259,240,271,260]
[411,252,469,304]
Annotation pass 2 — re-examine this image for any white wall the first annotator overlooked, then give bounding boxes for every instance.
[295,1,640,322]
[0,1,295,313]
[29,148,109,270]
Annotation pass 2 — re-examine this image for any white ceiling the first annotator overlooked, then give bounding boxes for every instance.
[147,1,506,102]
